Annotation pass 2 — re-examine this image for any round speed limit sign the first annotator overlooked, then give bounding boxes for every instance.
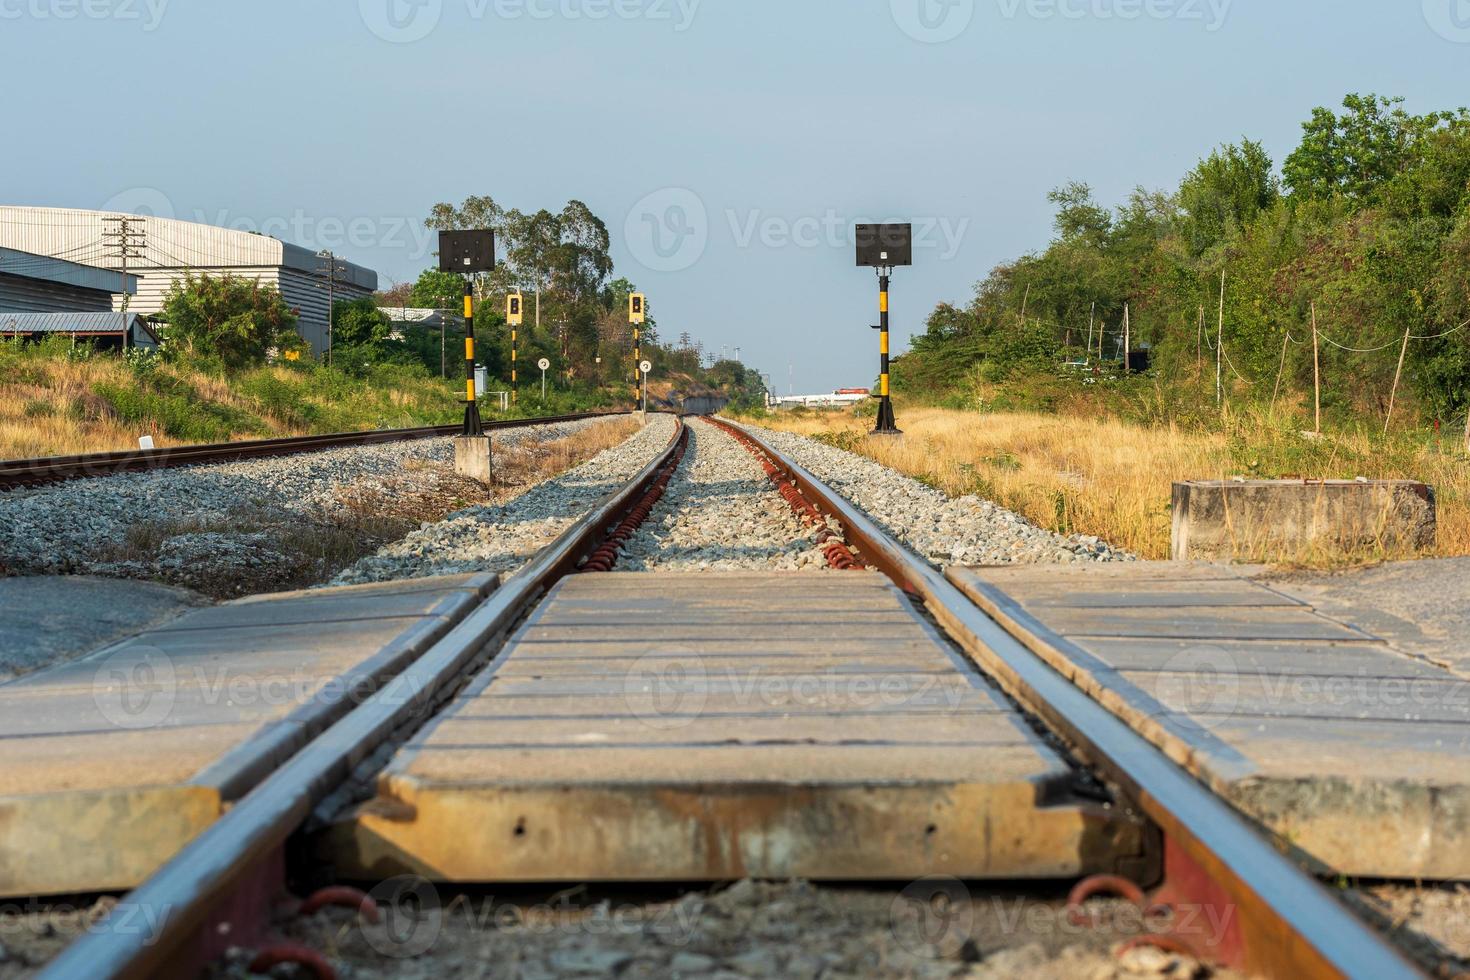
[537,358,551,371]
[639,360,653,375]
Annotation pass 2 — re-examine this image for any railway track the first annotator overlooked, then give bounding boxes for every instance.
[27,415,1430,978]
[0,412,618,491]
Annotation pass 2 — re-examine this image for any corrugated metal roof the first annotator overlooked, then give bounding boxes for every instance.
[0,311,159,342]
[378,307,453,325]
[0,207,377,291]
[0,247,137,294]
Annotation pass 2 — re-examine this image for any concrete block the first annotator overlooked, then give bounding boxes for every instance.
[1171,479,1435,561]
[453,435,493,485]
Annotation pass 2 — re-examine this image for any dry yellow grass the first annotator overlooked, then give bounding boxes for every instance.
[0,357,295,458]
[744,405,1470,562]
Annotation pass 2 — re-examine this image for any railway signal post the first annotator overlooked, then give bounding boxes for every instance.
[440,229,496,483]
[507,292,524,405]
[856,223,912,435]
[629,293,646,404]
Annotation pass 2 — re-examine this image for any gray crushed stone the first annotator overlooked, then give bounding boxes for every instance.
[731,420,1132,567]
[615,419,836,572]
[335,416,679,584]
[0,419,600,585]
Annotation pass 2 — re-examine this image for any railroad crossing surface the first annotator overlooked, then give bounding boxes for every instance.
[0,573,495,896]
[1,561,1465,911]
[321,571,1149,883]
[951,563,1470,879]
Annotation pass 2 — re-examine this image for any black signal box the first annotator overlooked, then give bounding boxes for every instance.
[439,230,496,273]
[855,224,913,267]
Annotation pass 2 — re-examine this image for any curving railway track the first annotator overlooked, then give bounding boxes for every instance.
[21,415,1433,978]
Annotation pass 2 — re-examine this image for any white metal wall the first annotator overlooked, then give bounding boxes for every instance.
[0,207,375,358]
[0,274,116,313]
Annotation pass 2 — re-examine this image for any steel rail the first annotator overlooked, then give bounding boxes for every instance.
[0,411,620,490]
[725,421,1421,980]
[42,417,689,980]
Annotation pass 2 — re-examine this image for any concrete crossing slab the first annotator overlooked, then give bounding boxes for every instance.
[321,571,1151,883]
[949,563,1470,879]
[0,573,494,897]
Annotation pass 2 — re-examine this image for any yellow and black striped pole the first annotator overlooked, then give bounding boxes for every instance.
[629,293,646,405]
[462,279,483,435]
[875,271,899,433]
[507,292,522,406]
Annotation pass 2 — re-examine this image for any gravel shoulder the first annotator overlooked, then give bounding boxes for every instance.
[192,879,1234,980]
[731,420,1130,567]
[336,416,678,584]
[0,418,603,598]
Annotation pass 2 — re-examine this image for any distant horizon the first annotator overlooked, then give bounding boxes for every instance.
[4,0,1465,390]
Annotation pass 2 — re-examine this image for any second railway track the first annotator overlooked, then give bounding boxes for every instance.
[0,412,619,491]
[13,415,1435,978]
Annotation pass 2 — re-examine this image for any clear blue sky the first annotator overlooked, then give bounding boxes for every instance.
[4,1,1467,392]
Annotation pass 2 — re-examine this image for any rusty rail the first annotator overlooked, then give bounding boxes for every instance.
[721,419,1422,980]
[41,417,689,980]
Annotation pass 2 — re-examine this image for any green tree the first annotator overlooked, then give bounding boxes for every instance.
[409,268,466,311]
[1283,94,1461,202]
[332,298,393,349]
[1177,140,1279,257]
[159,273,300,369]
[1047,181,1112,245]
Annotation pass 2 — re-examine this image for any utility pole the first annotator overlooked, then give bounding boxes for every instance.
[437,295,448,378]
[1122,304,1131,374]
[1086,302,1095,362]
[317,250,346,366]
[102,216,146,347]
[1216,270,1226,410]
[1311,301,1322,434]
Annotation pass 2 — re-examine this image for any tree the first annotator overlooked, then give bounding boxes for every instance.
[1177,140,1278,257]
[377,281,412,307]
[159,273,301,368]
[409,268,466,311]
[1283,94,1461,203]
[332,298,392,349]
[1048,182,1112,244]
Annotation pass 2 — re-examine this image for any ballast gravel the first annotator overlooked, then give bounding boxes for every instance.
[0,418,600,586]
[615,419,836,572]
[335,415,679,584]
[730,420,1131,566]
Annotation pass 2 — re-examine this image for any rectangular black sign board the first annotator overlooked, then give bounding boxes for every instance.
[855,223,913,267]
[439,229,496,273]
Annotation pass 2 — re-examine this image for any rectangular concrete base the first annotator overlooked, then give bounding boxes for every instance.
[453,435,493,485]
[1171,479,1435,561]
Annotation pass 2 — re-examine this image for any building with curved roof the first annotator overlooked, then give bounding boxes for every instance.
[0,207,378,354]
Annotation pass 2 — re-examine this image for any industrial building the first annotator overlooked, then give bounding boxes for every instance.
[0,246,137,313]
[0,207,378,354]
[0,311,160,349]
